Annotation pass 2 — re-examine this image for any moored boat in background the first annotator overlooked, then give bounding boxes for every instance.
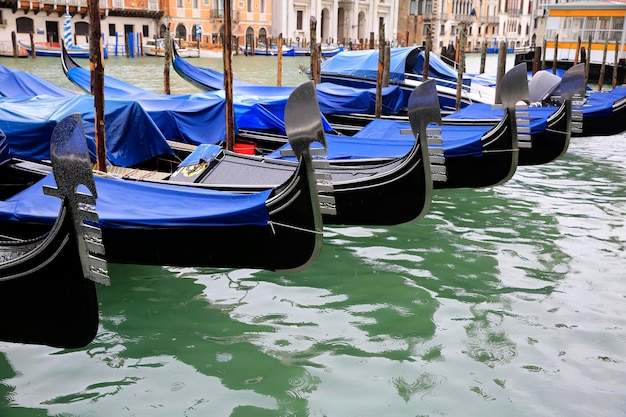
[18,40,90,58]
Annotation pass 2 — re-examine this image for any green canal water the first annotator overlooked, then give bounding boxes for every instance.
[0,53,624,417]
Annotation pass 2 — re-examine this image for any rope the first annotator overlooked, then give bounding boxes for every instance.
[267,221,323,235]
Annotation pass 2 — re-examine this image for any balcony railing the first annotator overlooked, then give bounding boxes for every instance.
[208,9,240,21]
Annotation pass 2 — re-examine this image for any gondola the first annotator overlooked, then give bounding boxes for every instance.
[166,44,571,168]
[172,56,524,189]
[0,83,326,272]
[162,80,441,226]
[262,65,529,189]
[0,114,108,348]
[57,45,437,226]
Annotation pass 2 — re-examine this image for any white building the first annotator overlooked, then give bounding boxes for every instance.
[272,0,400,46]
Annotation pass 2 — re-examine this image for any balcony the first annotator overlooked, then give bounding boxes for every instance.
[480,16,499,24]
[208,8,239,23]
[107,0,162,19]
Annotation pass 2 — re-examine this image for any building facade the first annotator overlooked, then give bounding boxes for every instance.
[396,0,534,56]
[272,0,400,47]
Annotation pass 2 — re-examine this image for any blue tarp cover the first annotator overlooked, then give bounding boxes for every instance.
[315,83,405,115]
[0,128,9,165]
[0,173,272,228]
[0,95,174,166]
[0,64,77,98]
[444,103,557,134]
[65,62,334,135]
[267,118,488,160]
[320,47,422,82]
[173,55,255,91]
[583,87,626,118]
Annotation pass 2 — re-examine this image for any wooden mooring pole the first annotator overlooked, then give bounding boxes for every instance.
[455,23,467,111]
[375,21,385,119]
[88,0,106,172]
[223,0,235,151]
[277,33,283,86]
[494,41,507,105]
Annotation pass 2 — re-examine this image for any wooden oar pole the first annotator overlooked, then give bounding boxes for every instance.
[375,21,385,118]
[88,0,106,172]
[455,23,467,111]
[541,38,546,70]
[574,36,581,65]
[277,33,283,86]
[598,38,608,91]
[223,0,235,151]
[163,29,171,94]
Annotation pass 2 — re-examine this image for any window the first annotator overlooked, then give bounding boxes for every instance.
[143,25,149,37]
[260,0,265,12]
[409,0,417,15]
[75,22,89,36]
[108,23,116,36]
[16,17,34,34]
[297,10,303,30]
[193,0,198,8]
[177,0,183,7]
[247,0,251,12]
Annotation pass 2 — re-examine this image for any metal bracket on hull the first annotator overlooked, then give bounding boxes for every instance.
[43,114,110,286]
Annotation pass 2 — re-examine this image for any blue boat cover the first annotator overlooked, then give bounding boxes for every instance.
[267,118,488,160]
[444,103,557,134]
[65,62,334,135]
[321,47,422,82]
[0,64,77,98]
[0,173,272,228]
[315,83,405,115]
[178,143,222,167]
[320,48,496,88]
[0,128,9,165]
[583,87,626,118]
[173,55,255,90]
[0,95,174,166]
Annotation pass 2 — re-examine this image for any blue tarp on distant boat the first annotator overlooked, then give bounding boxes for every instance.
[320,47,422,82]
[0,95,174,166]
[0,172,272,228]
[320,48,496,88]
[583,87,626,118]
[65,62,334,135]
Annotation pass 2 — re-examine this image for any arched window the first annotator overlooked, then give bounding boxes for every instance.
[175,23,187,41]
[259,27,267,44]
